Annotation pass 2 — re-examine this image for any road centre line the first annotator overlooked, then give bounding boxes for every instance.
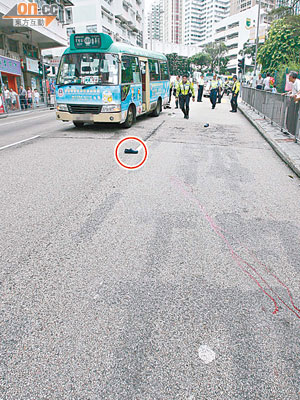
[0,135,40,151]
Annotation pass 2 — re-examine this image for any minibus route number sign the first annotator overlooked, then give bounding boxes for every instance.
[74,34,101,49]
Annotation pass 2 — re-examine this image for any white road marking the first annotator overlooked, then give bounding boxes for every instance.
[136,144,144,152]
[198,345,216,364]
[0,135,40,151]
[0,111,53,127]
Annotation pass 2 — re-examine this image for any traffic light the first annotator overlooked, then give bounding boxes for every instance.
[238,58,245,73]
[44,64,51,76]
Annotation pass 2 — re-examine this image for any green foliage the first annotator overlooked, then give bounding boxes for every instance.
[268,5,296,20]
[188,52,211,72]
[219,56,230,74]
[276,62,300,93]
[257,16,300,72]
[203,42,227,72]
[166,53,191,76]
[239,40,262,60]
[189,42,228,73]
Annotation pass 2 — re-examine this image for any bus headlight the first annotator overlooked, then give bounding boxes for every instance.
[57,104,69,112]
[102,104,121,113]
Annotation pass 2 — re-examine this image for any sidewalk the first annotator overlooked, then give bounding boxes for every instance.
[0,104,53,119]
[239,101,300,178]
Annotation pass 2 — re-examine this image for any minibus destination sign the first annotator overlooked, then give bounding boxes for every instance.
[74,34,101,50]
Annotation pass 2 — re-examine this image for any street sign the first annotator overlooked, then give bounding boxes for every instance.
[73,34,101,50]
[49,57,60,68]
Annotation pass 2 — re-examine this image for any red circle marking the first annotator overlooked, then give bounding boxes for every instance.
[115,137,148,170]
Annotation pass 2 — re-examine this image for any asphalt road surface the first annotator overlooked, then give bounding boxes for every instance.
[1,97,300,399]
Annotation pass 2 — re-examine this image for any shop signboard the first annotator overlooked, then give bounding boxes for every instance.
[0,56,21,76]
[31,77,37,89]
[50,57,60,68]
[26,58,39,74]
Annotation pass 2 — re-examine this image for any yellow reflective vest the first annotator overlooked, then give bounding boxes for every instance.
[232,81,240,95]
[176,81,195,97]
[175,80,181,91]
[210,79,219,89]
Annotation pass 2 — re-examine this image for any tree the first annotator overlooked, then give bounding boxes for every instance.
[219,56,230,74]
[166,53,191,76]
[239,40,260,59]
[203,42,228,72]
[257,15,300,72]
[188,52,211,72]
[268,5,294,19]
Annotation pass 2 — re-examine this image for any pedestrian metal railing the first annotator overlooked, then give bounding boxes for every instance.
[241,86,300,143]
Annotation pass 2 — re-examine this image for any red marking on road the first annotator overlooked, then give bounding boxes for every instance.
[171,177,300,320]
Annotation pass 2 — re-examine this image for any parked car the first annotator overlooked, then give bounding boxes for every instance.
[203,81,211,97]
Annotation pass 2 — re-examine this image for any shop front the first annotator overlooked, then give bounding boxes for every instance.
[24,58,45,104]
[0,56,22,113]
[0,56,22,92]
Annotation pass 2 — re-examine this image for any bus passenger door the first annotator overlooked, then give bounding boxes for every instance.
[140,59,150,112]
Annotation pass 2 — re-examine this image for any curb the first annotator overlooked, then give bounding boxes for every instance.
[0,107,54,119]
[239,104,300,178]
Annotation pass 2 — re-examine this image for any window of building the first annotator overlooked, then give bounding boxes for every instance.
[121,55,141,84]
[65,8,73,24]
[160,62,169,80]
[86,25,97,33]
[67,27,75,36]
[0,34,4,50]
[8,39,18,53]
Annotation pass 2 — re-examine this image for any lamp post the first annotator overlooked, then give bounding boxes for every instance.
[253,0,261,77]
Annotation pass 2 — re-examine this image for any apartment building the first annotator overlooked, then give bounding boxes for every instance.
[67,0,145,48]
[213,5,267,73]
[163,0,183,44]
[184,0,230,45]
[147,0,164,42]
[230,0,275,15]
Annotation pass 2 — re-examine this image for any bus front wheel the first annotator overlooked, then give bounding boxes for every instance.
[122,105,135,129]
[152,99,161,117]
[73,121,84,128]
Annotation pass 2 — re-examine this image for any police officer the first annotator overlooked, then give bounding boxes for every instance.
[230,75,240,113]
[209,74,219,109]
[217,76,223,103]
[197,74,204,102]
[169,80,173,104]
[174,75,181,109]
[176,75,195,119]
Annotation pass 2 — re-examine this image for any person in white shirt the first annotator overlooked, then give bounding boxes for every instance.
[9,88,17,110]
[263,73,271,91]
[34,89,40,107]
[197,74,204,102]
[288,71,300,101]
[256,74,264,90]
[4,86,11,110]
[217,76,223,103]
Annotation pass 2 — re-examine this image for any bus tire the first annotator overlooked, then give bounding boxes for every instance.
[73,121,84,128]
[122,105,135,129]
[152,98,161,117]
